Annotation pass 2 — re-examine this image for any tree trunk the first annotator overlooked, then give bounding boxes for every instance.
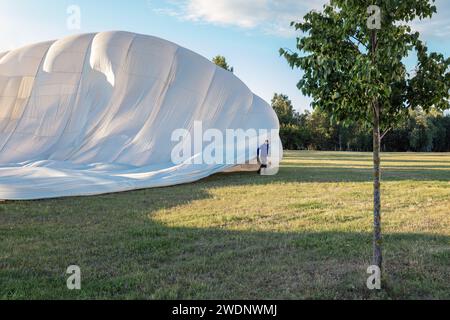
[371,29,382,270]
[373,102,382,269]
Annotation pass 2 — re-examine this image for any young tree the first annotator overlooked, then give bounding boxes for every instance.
[212,55,234,73]
[280,0,449,272]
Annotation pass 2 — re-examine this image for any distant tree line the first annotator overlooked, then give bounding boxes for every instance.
[272,93,450,152]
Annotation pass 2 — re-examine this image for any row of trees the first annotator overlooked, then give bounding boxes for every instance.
[211,57,450,153]
[272,93,450,152]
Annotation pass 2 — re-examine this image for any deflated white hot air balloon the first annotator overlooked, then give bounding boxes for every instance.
[0,31,282,200]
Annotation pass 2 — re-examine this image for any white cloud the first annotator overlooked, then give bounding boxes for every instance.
[153,0,327,37]
[410,16,450,38]
[411,19,450,38]
[153,0,450,39]
[404,0,450,38]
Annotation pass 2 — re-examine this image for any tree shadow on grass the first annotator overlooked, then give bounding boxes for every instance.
[1,180,449,300]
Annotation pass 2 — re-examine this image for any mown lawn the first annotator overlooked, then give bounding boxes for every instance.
[1,151,449,300]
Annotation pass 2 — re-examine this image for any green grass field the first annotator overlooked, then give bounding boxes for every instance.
[1,151,449,300]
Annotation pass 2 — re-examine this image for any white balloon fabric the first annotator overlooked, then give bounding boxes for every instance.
[0,31,281,200]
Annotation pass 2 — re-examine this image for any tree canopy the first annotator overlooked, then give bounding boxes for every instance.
[271,93,298,125]
[212,55,234,73]
[280,0,449,131]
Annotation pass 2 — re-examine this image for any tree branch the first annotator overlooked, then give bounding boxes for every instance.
[380,128,392,140]
[350,35,368,50]
[281,47,295,55]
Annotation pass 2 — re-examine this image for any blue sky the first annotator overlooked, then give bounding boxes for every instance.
[1,0,449,112]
